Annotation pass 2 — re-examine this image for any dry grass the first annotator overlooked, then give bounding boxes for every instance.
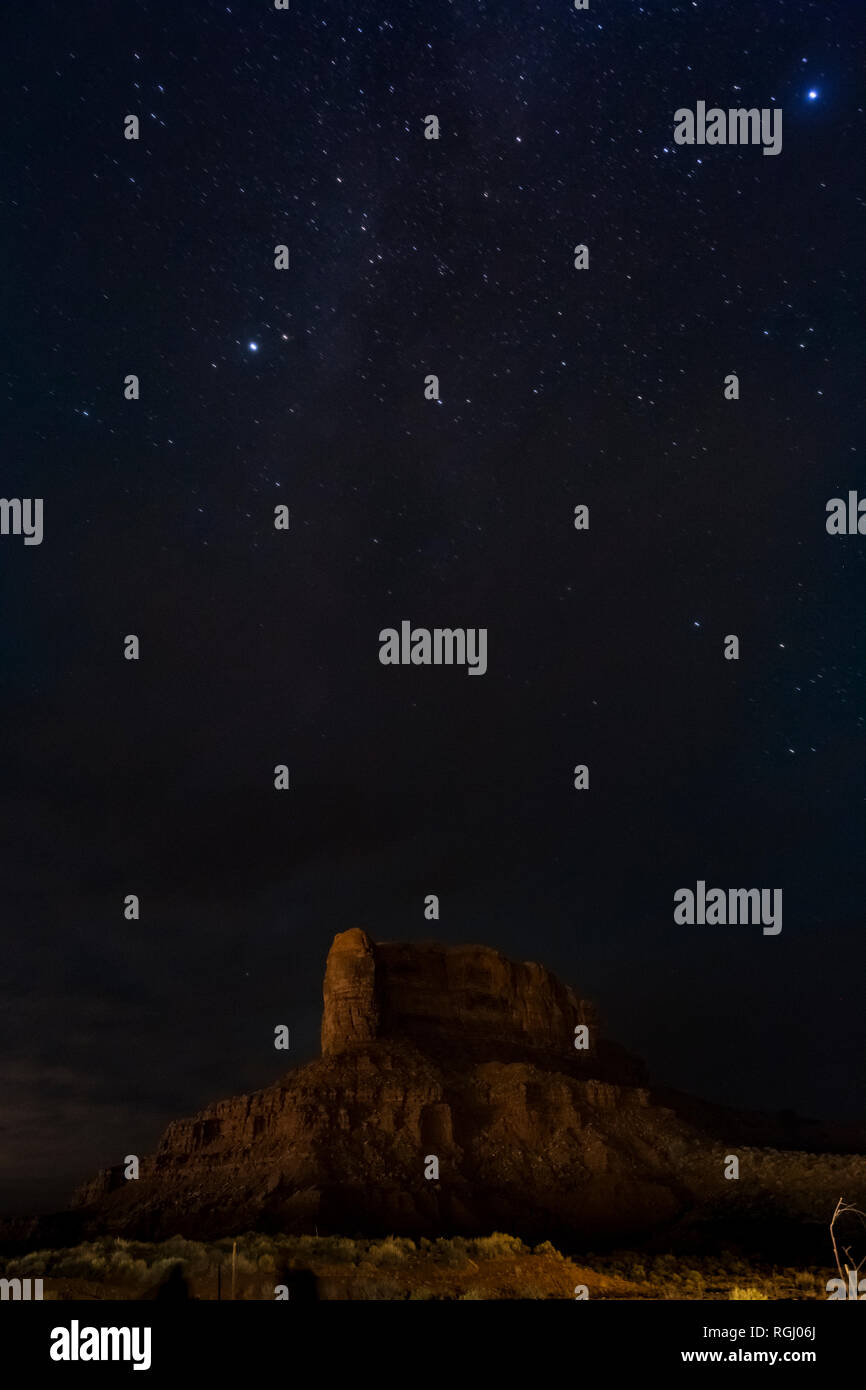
[0,1233,834,1301]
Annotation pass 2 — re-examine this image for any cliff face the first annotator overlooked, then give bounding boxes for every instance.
[320,928,381,1055]
[321,928,641,1080]
[71,1044,695,1243]
[60,931,866,1247]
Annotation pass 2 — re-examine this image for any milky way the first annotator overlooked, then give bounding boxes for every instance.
[1,1,864,1214]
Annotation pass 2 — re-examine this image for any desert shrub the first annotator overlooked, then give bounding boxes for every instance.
[352,1277,402,1300]
[155,1237,210,1270]
[53,1247,108,1279]
[3,1239,158,1284]
[533,1240,565,1261]
[730,1286,769,1300]
[605,1252,648,1282]
[677,1270,707,1298]
[433,1238,473,1268]
[367,1237,414,1265]
[314,1237,360,1265]
[103,1248,151,1281]
[2,1250,49,1278]
[471,1233,526,1260]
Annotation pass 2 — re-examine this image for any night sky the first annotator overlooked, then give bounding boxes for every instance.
[2,1,865,1216]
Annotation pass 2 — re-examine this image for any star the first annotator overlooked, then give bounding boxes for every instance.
[807,90,818,101]
[248,341,259,352]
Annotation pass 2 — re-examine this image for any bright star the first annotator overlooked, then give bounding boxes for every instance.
[248,341,258,352]
[807,90,818,101]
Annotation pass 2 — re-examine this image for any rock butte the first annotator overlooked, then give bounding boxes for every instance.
[6,930,866,1250]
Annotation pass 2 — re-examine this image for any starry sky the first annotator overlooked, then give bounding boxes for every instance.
[2,0,865,1215]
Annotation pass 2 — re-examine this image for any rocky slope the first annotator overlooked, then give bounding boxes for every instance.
[14,930,866,1248]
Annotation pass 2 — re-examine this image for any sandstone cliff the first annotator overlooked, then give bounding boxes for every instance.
[48,931,866,1248]
[322,928,644,1080]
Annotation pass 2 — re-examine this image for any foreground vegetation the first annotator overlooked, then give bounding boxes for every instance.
[0,1232,836,1300]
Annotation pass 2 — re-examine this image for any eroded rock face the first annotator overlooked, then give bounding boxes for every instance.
[374,936,598,1058]
[320,929,643,1081]
[69,1041,690,1242]
[321,928,380,1055]
[56,932,866,1248]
